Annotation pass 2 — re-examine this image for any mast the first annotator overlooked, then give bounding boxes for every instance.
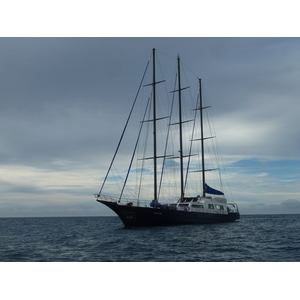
[152,48,158,201]
[177,55,184,200]
[199,78,206,197]
[142,48,166,202]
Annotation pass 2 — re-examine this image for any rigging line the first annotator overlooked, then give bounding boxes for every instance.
[137,96,152,201]
[110,165,123,194]
[156,53,171,113]
[204,96,223,182]
[184,93,199,192]
[180,59,199,80]
[155,49,177,60]
[210,124,232,200]
[99,59,150,195]
[181,63,197,106]
[201,90,226,196]
[158,73,177,200]
[203,90,219,164]
[119,96,151,203]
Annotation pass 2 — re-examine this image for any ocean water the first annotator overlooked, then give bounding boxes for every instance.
[1,214,300,262]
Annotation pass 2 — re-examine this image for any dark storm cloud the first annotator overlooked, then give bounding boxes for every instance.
[2,37,300,165]
[0,38,147,165]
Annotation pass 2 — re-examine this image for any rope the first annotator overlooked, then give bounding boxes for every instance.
[119,97,151,202]
[99,59,150,195]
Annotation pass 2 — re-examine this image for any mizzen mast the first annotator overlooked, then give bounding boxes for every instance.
[199,78,206,197]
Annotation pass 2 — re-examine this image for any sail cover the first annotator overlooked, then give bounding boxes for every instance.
[205,184,224,195]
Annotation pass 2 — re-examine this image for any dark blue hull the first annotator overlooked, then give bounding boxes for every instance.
[98,200,240,227]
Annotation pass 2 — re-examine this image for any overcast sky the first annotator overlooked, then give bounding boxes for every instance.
[1,37,300,217]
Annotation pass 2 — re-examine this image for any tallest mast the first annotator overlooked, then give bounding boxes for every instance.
[177,55,185,200]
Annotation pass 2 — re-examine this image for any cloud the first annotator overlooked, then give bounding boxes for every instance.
[281,199,300,210]
[240,199,300,215]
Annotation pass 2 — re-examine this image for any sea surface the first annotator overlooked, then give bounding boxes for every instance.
[1,214,300,262]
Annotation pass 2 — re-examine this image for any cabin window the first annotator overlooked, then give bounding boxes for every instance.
[183,198,192,203]
[192,204,204,209]
[215,205,224,210]
[208,204,214,209]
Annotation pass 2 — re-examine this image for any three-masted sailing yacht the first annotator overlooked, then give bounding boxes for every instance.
[95,48,240,227]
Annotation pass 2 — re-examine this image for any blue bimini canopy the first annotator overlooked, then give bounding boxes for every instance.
[205,184,224,195]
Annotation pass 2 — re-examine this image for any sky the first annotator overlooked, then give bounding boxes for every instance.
[1,37,300,217]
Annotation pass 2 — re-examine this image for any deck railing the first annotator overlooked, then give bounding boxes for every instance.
[95,194,152,207]
[176,206,227,214]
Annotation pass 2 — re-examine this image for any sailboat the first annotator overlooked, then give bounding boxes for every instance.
[95,48,240,227]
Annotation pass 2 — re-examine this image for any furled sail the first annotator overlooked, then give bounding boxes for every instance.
[205,184,224,195]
